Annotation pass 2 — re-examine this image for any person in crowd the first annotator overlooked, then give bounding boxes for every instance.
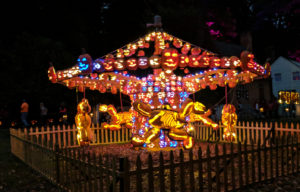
[40,102,48,126]
[20,99,29,127]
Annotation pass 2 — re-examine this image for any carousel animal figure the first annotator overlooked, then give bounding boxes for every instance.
[221,104,237,142]
[75,98,94,146]
[99,104,133,130]
[131,98,218,149]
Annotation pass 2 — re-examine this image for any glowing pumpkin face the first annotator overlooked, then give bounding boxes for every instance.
[240,51,255,70]
[78,54,92,73]
[126,58,138,70]
[199,56,210,68]
[179,54,189,68]
[103,59,114,71]
[209,57,221,68]
[138,57,149,69]
[93,59,104,73]
[149,55,161,68]
[162,48,179,70]
[220,57,230,68]
[229,56,241,68]
[114,59,125,71]
[188,55,201,67]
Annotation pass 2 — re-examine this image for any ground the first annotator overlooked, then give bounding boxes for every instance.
[1,128,300,192]
[0,129,58,192]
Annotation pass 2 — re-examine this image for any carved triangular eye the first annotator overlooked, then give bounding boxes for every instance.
[165,52,170,56]
[172,53,178,57]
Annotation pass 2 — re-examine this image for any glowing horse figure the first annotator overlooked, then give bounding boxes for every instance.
[75,98,93,146]
[131,98,218,149]
[99,104,133,130]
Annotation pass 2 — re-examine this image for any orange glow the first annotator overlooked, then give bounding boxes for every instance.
[75,99,93,146]
[221,104,237,142]
[99,104,133,130]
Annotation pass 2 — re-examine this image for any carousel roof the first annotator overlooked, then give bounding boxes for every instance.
[48,30,270,95]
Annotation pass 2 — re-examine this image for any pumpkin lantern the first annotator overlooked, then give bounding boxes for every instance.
[126,58,138,70]
[240,51,255,70]
[48,66,57,83]
[103,54,115,71]
[181,43,191,54]
[138,57,149,69]
[188,55,201,67]
[114,59,125,71]
[179,54,189,68]
[209,57,221,68]
[220,57,231,68]
[149,55,161,68]
[198,55,210,68]
[191,47,201,55]
[229,56,241,68]
[78,54,92,73]
[162,48,179,71]
[93,59,104,73]
[173,38,183,48]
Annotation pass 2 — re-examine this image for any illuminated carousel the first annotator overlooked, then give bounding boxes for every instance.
[48,23,270,150]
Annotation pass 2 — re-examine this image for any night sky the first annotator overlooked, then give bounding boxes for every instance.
[0,0,299,125]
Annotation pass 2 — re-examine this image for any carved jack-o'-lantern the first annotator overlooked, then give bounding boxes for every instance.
[198,55,210,68]
[103,54,114,71]
[229,56,241,68]
[48,66,57,83]
[240,51,255,70]
[181,43,191,54]
[78,54,92,73]
[209,57,221,68]
[179,54,189,68]
[191,47,201,55]
[173,38,183,48]
[149,55,161,68]
[220,57,231,68]
[138,57,149,69]
[188,55,201,67]
[114,59,125,71]
[93,59,104,73]
[162,48,179,71]
[126,58,138,70]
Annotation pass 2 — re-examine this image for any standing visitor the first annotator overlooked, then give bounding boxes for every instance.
[20,99,29,127]
[40,102,48,126]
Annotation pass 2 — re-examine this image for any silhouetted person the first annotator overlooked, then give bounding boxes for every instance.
[40,102,48,126]
[20,99,29,127]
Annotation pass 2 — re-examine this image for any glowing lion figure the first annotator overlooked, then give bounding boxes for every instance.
[221,104,237,142]
[75,98,93,146]
[131,98,218,149]
[99,104,133,130]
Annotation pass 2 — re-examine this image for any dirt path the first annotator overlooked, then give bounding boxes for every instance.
[0,129,58,192]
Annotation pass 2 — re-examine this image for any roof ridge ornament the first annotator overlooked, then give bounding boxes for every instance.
[146,15,162,31]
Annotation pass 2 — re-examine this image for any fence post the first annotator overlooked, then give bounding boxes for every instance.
[55,144,60,184]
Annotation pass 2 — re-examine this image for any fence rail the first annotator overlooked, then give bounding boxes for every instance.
[9,121,300,192]
[11,127,300,192]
